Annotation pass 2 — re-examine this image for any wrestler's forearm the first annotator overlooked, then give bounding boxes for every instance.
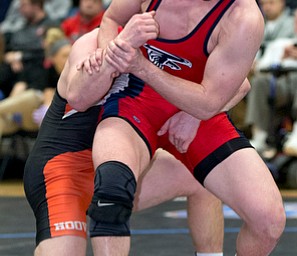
[220,78,251,112]
[108,5,262,120]
[62,28,117,111]
[128,48,252,120]
[98,15,121,53]
[129,58,219,120]
[97,0,146,49]
[67,59,116,111]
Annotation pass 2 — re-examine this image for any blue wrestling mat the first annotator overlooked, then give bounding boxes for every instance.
[0,194,296,255]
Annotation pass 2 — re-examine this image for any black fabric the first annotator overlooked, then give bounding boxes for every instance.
[88,161,136,236]
[23,90,101,245]
[5,16,59,90]
[194,137,253,185]
[0,62,16,97]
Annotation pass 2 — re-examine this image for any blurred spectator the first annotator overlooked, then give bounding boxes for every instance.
[245,0,294,149]
[102,0,111,8]
[0,28,71,140]
[286,0,297,10]
[0,0,12,23]
[42,25,66,65]
[245,6,297,154]
[229,0,295,134]
[250,0,295,72]
[0,0,71,37]
[0,32,15,99]
[0,0,59,140]
[33,28,72,126]
[281,10,297,156]
[282,67,297,156]
[260,0,294,45]
[44,0,72,21]
[255,0,296,70]
[3,0,59,98]
[61,0,104,43]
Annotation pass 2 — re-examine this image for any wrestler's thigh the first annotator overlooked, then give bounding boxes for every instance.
[92,117,150,177]
[25,150,94,247]
[134,149,201,211]
[35,236,87,256]
[204,148,283,221]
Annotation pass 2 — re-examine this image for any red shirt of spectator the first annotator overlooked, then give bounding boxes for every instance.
[61,0,104,43]
[61,10,104,43]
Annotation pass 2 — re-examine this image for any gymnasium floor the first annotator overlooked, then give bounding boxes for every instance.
[0,181,297,255]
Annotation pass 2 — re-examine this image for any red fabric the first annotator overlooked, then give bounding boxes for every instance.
[61,11,104,43]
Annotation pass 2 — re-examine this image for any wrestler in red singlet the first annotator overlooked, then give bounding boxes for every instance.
[99,0,252,184]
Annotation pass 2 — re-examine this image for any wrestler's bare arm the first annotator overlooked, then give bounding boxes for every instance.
[66,12,159,111]
[105,2,264,120]
[97,0,145,50]
[220,78,251,112]
[81,11,159,75]
[58,28,116,111]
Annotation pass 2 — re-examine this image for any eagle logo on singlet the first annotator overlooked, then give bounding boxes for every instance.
[143,44,192,70]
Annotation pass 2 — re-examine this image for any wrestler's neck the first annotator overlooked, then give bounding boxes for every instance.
[142,0,218,40]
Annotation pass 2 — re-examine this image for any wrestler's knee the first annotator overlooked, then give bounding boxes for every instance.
[262,203,285,242]
[247,198,286,243]
[88,161,137,236]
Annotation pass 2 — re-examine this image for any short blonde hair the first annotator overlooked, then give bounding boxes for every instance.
[43,27,66,57]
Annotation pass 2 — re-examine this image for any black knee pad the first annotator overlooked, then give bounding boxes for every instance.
[88,161,136,236]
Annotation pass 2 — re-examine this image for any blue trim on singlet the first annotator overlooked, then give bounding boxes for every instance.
[226,112,248,138]
[145,0,235,51]
[147,0,162,11]
[101,74,145,119]
[126,74,146,98]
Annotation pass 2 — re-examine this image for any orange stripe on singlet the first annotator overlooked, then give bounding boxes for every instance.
[43,149,94,238]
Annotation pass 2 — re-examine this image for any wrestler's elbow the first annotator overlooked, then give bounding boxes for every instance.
[200,111,218,120]
[198,104,222,120]
[66,91,91,112]
[71,101,90,112]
